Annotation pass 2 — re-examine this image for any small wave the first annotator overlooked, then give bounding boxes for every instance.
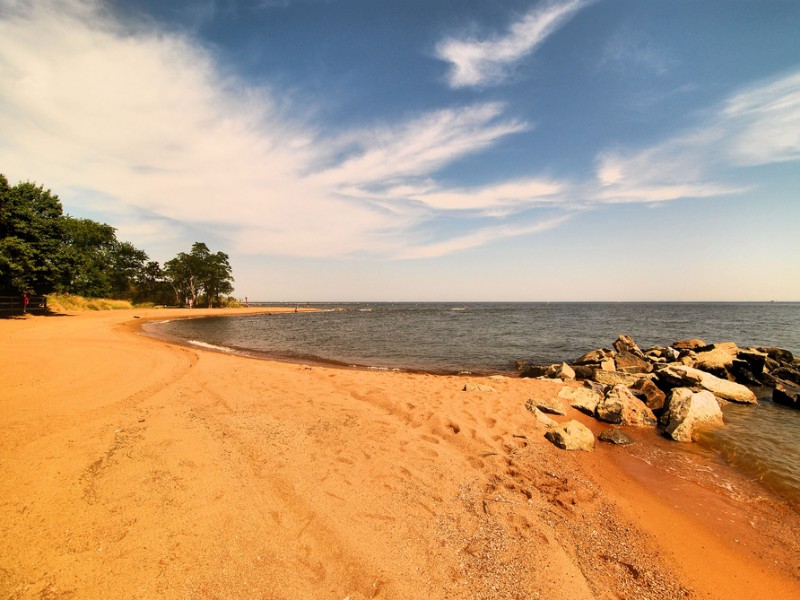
[188,339,235,353]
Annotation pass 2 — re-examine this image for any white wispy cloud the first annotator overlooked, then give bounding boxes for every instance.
[398,178,565,214]
[591,70,800,205]
[600,26,675,76]
[4,1,795,267]
[0,0,556,260]
[723,71,800,166]
[314,103,528,189]
[396,214,573,260]
[436,0,593,88]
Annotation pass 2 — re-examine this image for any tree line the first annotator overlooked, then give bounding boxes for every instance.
[0,174,234,307]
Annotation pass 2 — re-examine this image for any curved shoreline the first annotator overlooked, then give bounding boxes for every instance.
[140,309,513,376]
[142,309,800,507]
[2,308,799,598]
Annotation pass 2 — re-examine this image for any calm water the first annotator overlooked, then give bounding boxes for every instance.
[149,302,800,503]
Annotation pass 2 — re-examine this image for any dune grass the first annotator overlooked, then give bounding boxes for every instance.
[47,294,134,312]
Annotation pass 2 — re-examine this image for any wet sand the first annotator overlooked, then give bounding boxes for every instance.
[1,308,799,599]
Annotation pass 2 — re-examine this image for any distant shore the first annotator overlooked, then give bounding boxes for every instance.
[1,308,798,599]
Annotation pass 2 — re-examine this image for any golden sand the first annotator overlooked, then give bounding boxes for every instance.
[1,308,798,599]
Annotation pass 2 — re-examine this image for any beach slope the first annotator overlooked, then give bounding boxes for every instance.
[1,309,798,599]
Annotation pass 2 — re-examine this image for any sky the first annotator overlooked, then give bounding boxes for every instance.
[1,0,799,301]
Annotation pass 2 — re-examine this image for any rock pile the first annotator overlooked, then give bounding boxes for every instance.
[522,335,800,443]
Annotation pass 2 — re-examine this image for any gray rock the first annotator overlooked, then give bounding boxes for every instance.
[615,350,653,374]
[629,378,667,412]
[520,364,558,379]
[570,365,595,380]
[545,420,595,451]
[535,398,567,416]
[596,385,657,427]
[613,334,646,358]
[757,347,794,365]
[662,388,724,442]
[773,381,800,409]
[558,385,601,416]
[525,401,560,427]
[694,342,739,375]
[583,380,609,397]
[737,348,768,373]
[672,339,706,350]
[592,369,646,387]
[573,348,615,365]
[645,346,679,361]
[657,365,757,404]
[729,358,764,386]
[556,362,576,381]
[598,428,635,445]
[773,366,800,386]
[600,358,617,371]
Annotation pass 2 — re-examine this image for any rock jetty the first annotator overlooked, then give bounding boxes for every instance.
[522,335,799,443]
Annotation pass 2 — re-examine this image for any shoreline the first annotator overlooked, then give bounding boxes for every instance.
[144,310,800,508]
[2,308,799,598]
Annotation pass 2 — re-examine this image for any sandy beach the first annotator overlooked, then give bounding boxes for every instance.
[1,308,799,599]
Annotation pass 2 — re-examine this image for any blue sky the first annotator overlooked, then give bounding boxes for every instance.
[1,0,799,301]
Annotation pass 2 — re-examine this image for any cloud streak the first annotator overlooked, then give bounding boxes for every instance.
[2,1,798,268]
[0,0,554,260]
[436,0,593,88]
[591,70,800,205]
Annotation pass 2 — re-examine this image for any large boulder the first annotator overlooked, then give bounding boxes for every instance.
[757,347,794,365]
[729,358,764,386]
[672,339,706,350]
[656,365,757,404]
[592,369,647,387]
[545,420,595,451]
[613,334,646,358]
[573,348,615,365]
[615,350,653,374]
[772,366,800,386]
[570,365,596,380]
[558,385,601,416]
[520,364,558,379]
[773,381,800,409]
[645,346,679,362]
[662,388,724,442]
[694,342,739,377]
[596,385,657,427]
[629,377,667,412]
[737,348,768,373]
[555,362,576,381]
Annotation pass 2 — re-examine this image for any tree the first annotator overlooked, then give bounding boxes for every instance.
[56,216,117,297]
[2,173,236,305]
[0,175,65,294]
[163,242,234,307]
[108,241,149,300]
[133,260,173,305]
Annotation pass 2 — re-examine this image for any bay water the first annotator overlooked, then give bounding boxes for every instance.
[149,302,800,503]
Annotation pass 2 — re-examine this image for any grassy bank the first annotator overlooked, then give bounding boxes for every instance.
[46,294,136,312]
[46,294,243,312]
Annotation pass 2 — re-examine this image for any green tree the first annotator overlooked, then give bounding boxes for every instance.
[56,216,117,297]
[133,260,173,305]
[108,241,149,300]
[164,242,234,307]
[0,175,65,294]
